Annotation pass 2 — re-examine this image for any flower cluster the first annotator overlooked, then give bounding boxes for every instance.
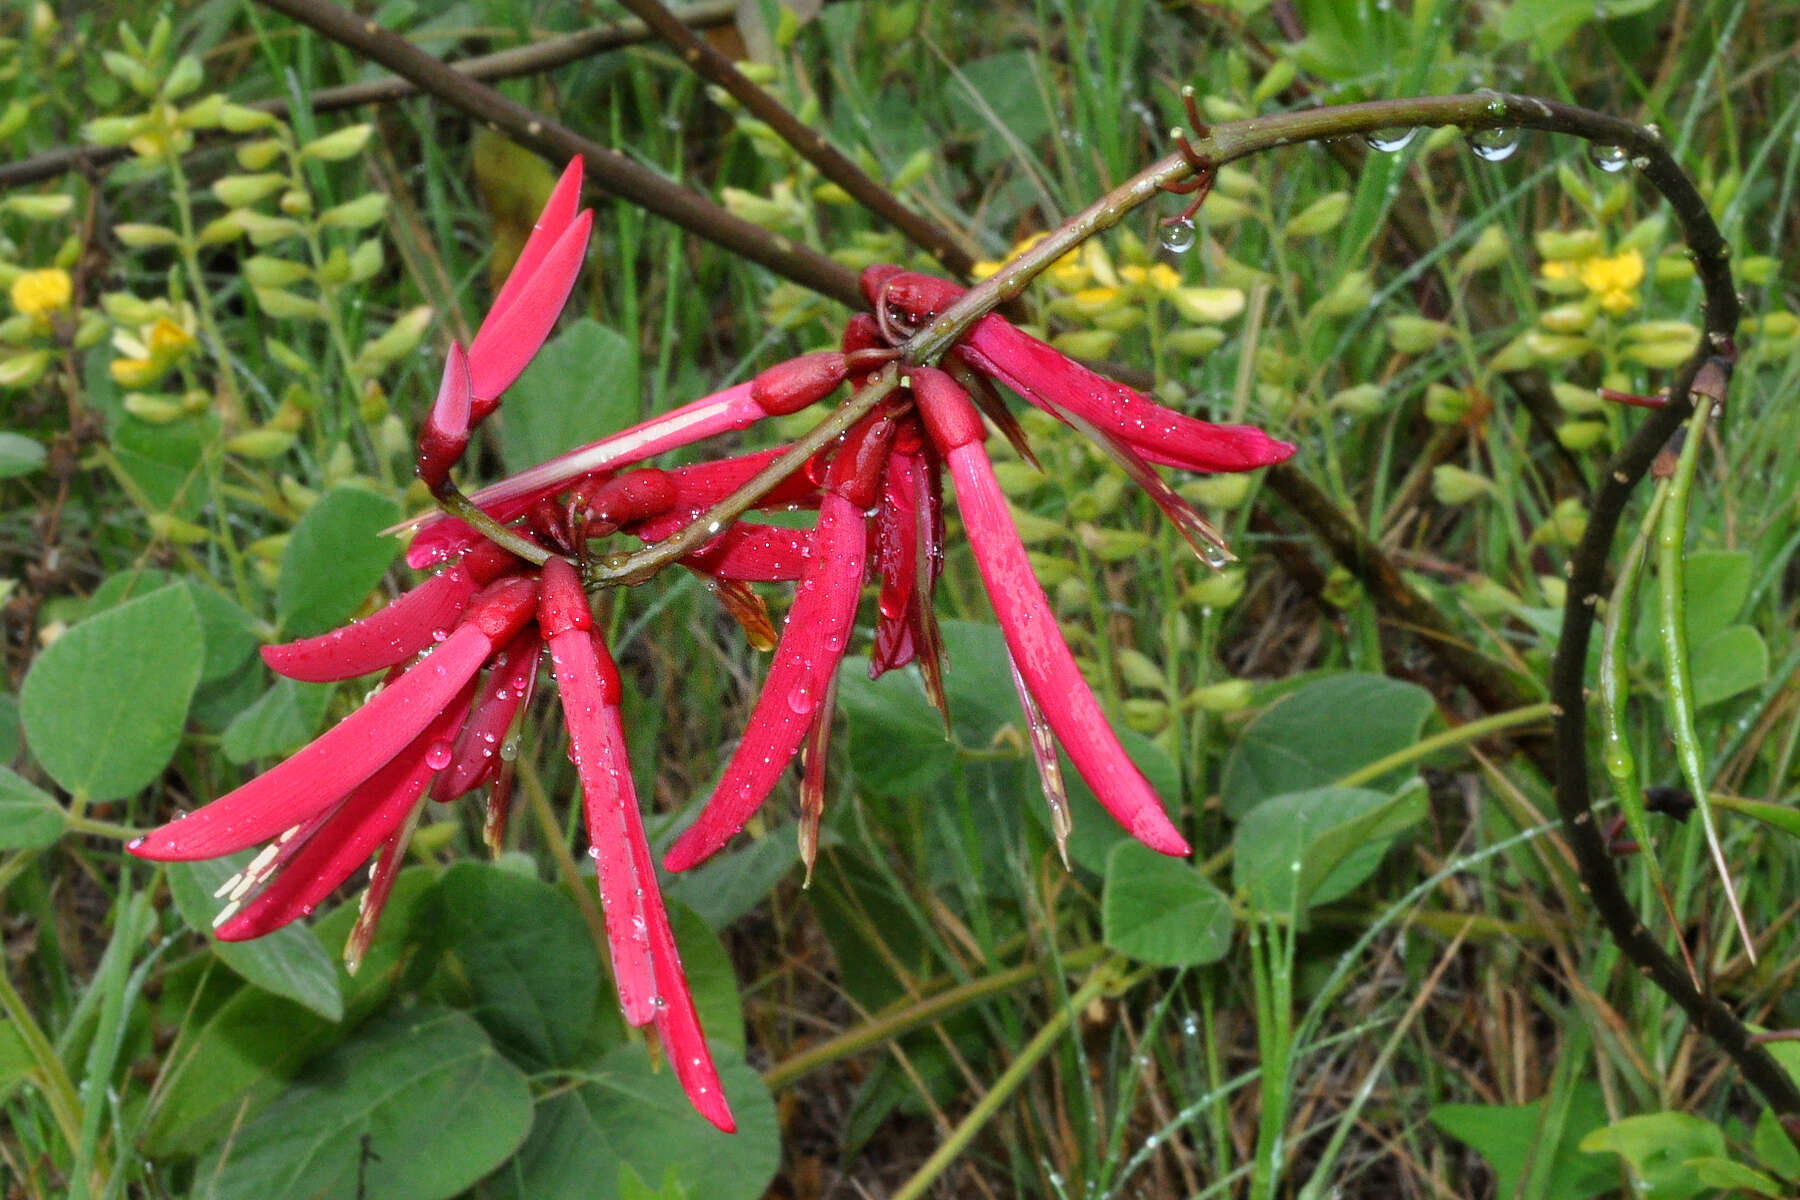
[131,159,1294,1129]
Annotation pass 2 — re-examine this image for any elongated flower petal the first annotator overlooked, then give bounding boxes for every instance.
[261,542,517,683]
[474,158,583,349]
[865,266,1294,474]
[214,681,477,941]
[625,796,735,1133]
[664,491,870,872]
[540,559,659,1028]
[403,383,769,567]
[132,578,538,861]
[434,629,540,801]
[671,522,811,582]
[417,341,473,491]
[913,367,1190,857]
[468,209,593,416]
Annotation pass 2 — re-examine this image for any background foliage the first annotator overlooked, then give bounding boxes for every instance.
[2,0,1799,1196]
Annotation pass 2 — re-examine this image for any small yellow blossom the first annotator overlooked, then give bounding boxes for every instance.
[11,268,73,319]
[110,316,197,388]
[1540,249,1644,315]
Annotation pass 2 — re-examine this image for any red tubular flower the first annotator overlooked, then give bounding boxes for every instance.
[132,576,539,862]
[538,558,734,1132]
[910,365,1191,856]
[863,265,1296,474]
[663,411,899,872]
[260,541,518,683]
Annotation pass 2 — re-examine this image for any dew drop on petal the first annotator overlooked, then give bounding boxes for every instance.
[424,740,455,770]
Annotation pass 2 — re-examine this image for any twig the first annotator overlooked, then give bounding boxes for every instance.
[0,0,747,193]
[612,0,977,276]
[254,0,864,307]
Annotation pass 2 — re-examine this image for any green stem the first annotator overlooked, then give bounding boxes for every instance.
[889,957,1137,1200]
[1655,396,1753,958]
[0,962,84,1168]
[1334,702,1556,789]
[762,941,1108,1091]
[162,144,242,410]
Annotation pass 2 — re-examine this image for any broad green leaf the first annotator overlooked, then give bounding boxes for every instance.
[310,864,442,1019]
[276,487,401,638]
[221,678,334,764]
[0,431,45,478]
[1579,1111,1728,1200]
[1634,548,1751,660]
[1753,1108,1800,1181]
[429,861,598,1070]
[1687,1158,1783,1197]
[0,1020,31,1095]
[501,320,640,475]
[86,570,259,684]
[167,854,344,1022]
[0,692,18,762]
[1233,785,1424,917]
[1102,841,1232,966]
[489,1042,777,1200]
[199,1008,532,1200]
[1430,1083,1614,1200]
[112,413,218,518]
[20,583,203,801]
[143,986,340,1157]
[664,831,801,931]
[0,766,65,849]
[942,52,1054,175]
[1221,673,1434,817]
[1690,624,1767,708]
[836,658,954,799]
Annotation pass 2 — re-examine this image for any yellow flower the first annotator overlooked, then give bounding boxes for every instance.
[110,317,197,388]
[1577,250,1645,314]
[10,268,73,319]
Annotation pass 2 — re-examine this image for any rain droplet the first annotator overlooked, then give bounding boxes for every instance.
[1363,127,1417,153]
[499,736,520,762]
[1199,542,1232,570]
[1159,217,1196,254]
[1587,143,1629,173]
[424,740,455,769]
[786,682,816,715]
[429,627,449,643]
[1468,126,1520,162]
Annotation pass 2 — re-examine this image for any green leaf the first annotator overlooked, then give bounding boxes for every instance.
[0,766,65,849]
[89,572,258,684]
[429,861,599,1070]
[1579,1111,1728,1200]
[501,320,640,475]
[1221,673,1434,817]
[221,677,334,764]
[21,583,203,801]
[1430,1083,1614,1200]
[0,432,45,478]
[1690,624,1767,708]
[1233,786,1424,917]
[1753,1108,1800,1181]
[111,413,219,518]
[0,692,18,762]
[276,487,401,638]
[1635,548,1751,659]
[663,831,801,931]
[490,1042,777,1200]
[200,1008,533,1200]
[835,658,954,799]
[1102,841,1232,966]
[143,986,340,1157]
[1687,1158,1783,1197]
[167,854,344,1022]
[0,1019,32,1095]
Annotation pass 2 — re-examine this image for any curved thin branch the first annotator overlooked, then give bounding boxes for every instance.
[0,1,747,193]
[255,0,864,307]
[613,0,978,277]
